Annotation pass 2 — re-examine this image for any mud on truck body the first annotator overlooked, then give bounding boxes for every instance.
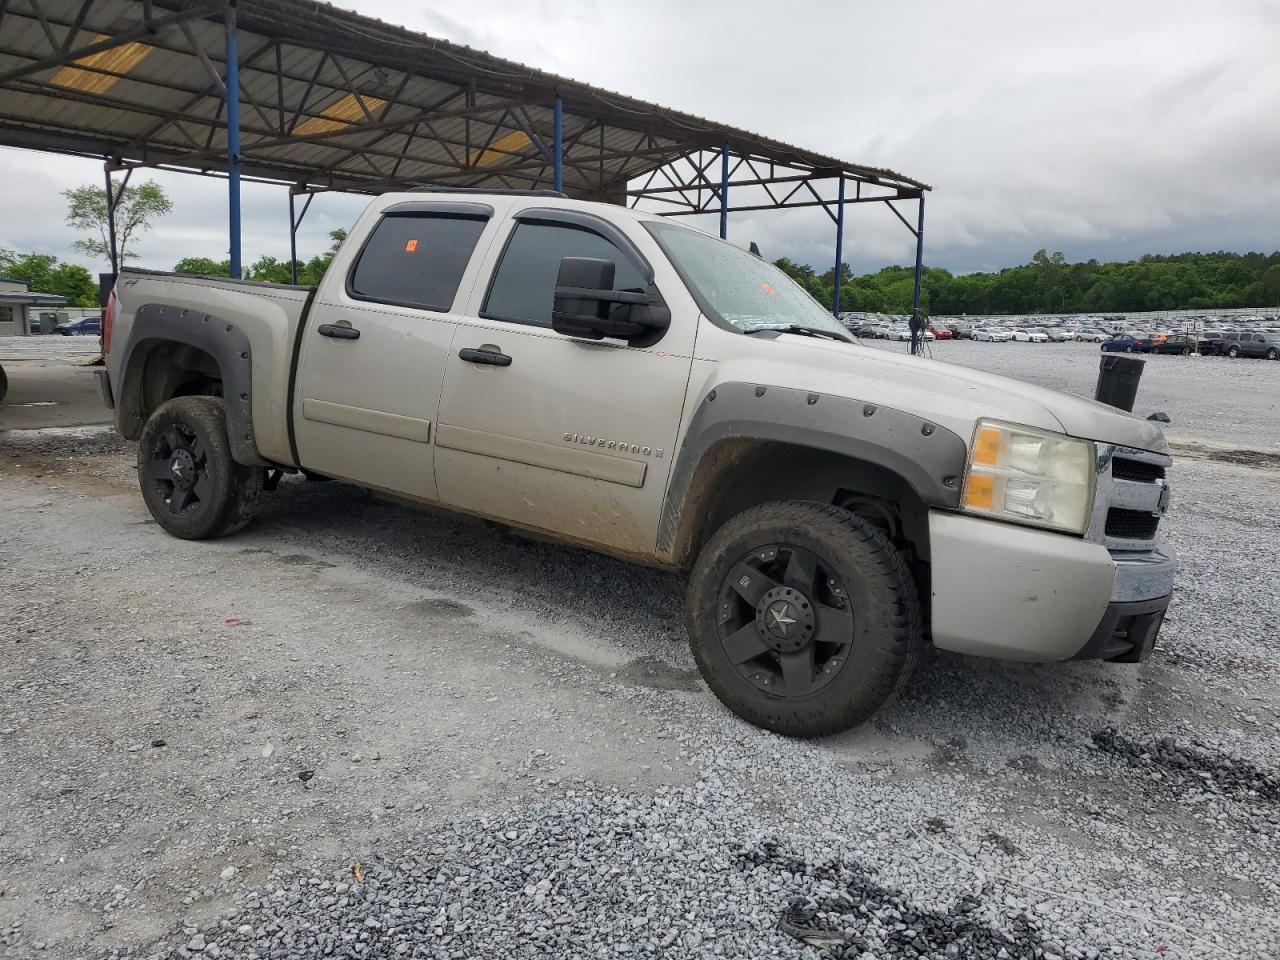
[97,190,1175,736]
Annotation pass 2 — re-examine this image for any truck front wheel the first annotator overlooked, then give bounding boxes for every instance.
[137,396,263,540]
[687,501,922,736]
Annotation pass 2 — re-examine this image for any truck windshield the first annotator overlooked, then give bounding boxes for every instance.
[645,222,853,340]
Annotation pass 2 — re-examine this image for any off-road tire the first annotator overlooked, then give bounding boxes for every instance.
[687,500,923,737]
[137,396,263,540]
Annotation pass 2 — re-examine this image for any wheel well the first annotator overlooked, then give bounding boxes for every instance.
[119,339,224,440]
[673,440,932,571]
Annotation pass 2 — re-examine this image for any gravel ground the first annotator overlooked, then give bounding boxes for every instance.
[1,346,1277,960]
[863,339,1280,451]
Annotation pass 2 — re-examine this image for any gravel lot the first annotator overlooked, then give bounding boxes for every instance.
[864,339,1279,451]
[1,341,1277,960]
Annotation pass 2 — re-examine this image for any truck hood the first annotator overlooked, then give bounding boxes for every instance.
[753,335,1169,454]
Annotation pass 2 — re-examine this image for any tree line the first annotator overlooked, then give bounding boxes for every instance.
[6,177,1280,316]
[171,230,347,286]
[774,248,1280,316]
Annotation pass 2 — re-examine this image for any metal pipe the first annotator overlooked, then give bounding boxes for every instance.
[288,190,297,284]
[552,95,563,193]
[832,176,845,318]
[910,193,926,356]
[104,163,119,275]
[718,142,729,240]
[225,2,242,279]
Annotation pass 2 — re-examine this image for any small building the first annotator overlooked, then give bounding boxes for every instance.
[0,278,69,335]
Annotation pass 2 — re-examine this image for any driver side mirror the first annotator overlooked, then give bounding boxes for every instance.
[551,257,669,344]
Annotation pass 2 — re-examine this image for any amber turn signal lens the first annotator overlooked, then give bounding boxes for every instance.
[963,473,995,510]
[973,425,1001,466]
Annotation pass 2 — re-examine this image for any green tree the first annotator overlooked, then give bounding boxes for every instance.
[173,256,230,275]
[64,178,173,263]
[0,249,98,306]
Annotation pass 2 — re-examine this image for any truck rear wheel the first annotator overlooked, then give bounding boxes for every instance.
[687,501,922,737]
[137,396,263,540]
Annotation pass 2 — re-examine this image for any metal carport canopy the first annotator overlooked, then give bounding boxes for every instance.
[0,0,932,345]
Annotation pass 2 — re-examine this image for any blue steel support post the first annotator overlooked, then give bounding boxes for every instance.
[718,143,729,240]
[910,193,926,356]
[552,95,563,193]
[225,3,242,279]
[832,176,845,318]
[288,191,298,285]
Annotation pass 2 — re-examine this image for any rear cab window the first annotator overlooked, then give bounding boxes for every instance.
[347,206,491,312]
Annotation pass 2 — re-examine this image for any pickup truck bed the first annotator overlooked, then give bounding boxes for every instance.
[106,269,313,468]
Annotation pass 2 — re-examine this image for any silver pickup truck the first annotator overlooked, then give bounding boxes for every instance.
[98,190,1175,736]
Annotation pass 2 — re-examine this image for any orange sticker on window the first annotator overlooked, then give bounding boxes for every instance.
[761,282,775,295]
[404,239,418,252]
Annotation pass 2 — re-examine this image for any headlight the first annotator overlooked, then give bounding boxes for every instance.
[961,420,1095,534]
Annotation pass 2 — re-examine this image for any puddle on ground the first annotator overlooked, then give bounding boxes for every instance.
[616,655,701,692]
[404,598,475,619]
[277,552,335,569]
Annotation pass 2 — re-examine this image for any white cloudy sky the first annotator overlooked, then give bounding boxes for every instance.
[1,0,1277,277]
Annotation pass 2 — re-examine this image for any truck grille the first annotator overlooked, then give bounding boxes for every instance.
[1111,457,1165,483]
[1087,445,1171,549]
[1105,508,1161,541]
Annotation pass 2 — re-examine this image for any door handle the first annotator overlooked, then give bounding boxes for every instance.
[318,323,360,340]
[458,346,512,367]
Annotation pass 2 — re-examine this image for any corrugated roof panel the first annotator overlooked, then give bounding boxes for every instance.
[0,0,927,197]
[292,93,387,136]
[50,35,154,94]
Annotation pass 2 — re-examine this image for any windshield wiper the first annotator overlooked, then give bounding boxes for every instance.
[744,324,852,342]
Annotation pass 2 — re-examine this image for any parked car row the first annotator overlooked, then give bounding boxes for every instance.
[1101,330,1280,359]
[841,312,1280,357]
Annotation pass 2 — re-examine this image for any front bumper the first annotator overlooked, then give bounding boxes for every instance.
[928,511,1174,662]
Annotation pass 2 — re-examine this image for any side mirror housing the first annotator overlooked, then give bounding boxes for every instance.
[551,257,670,345]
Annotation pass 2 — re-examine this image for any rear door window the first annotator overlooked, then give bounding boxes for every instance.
[348,213,488,312]
[482,221,646,328]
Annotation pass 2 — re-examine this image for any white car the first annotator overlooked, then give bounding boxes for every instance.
[973,328,1013,342]
[1010,328,1049,343]
[890,326,935,342]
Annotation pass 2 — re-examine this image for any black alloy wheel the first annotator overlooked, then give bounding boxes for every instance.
[687,501,922,736]
[145,421,212,515]
[136,396,263,540]
[715,543,853,698]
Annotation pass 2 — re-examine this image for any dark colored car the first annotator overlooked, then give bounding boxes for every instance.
[1151,333,1206,355]
[55,316,101,336]
[1196,331,1224,352]
[1101,334,1153,353]
[1217,331,1280,360]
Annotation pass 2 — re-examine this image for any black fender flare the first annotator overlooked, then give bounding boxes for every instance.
[116,303,266,466]
[657,382,968,559]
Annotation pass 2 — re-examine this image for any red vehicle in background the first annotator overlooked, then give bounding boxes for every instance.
[928,324,954,340]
